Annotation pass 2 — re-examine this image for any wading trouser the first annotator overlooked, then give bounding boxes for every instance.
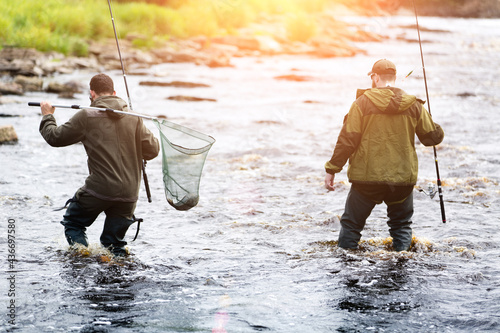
[338,184,414,251]
[60,189,137,256]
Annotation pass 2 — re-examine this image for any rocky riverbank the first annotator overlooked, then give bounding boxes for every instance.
[0,10,384,101]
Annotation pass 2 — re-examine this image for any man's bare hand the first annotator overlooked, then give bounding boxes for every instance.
[40,101,55,116]
[324,173,335,191]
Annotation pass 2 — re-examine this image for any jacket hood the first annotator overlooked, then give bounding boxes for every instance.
[90,95,129,119]
[356,87,420,114]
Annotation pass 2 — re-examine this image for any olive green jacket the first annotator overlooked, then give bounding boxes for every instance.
[325,87,444,186]
[40,95,160,202]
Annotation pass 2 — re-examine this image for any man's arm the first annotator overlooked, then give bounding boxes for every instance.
[39,101,85,147]
[416,104,444,146]
[324,102,363,191]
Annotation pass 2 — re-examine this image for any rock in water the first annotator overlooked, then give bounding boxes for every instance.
[139,81,210,88]
[167,95,216,102]
[0,125,18,144]
[274,74,315,82]
[14,75,43,92]
[0,81,23,95]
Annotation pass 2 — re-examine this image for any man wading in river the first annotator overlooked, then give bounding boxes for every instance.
[39,73,159,256]
[324,59,444,251]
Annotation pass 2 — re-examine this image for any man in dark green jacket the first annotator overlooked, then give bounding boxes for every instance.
[324,59,444,251]
[39,73,159,256]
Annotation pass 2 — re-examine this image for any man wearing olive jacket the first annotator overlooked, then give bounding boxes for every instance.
[39,73,159,256]
[324,59,444,251]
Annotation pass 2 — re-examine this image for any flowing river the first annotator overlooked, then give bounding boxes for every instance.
[1,15,499,332]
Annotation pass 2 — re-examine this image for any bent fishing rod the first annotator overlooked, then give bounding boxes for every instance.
[107,0,152,203]
[412,0,446,223]
[28,102,157,120]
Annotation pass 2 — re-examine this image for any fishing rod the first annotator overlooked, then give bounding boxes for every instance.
[412,0,446,223]
[107,0,152,203]
[28,102,157,120]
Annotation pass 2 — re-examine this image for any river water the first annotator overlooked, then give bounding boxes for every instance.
[1,15,499,332]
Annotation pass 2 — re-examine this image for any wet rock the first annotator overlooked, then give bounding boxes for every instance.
[150,45,233,67]
[204,43,239,58]
[0,58,42,76]
[255,35,283,54]
[64,80,85,93]
[309,37,360,58]
[0,47,42,61]
[46,82,65,94]
[0,48,43,76]
[57,91,77,99]
[274,74,315,82]
[14,75,43,92]
[139,81,210,88]
[0,125,18,144]
[167,95,216,102]
[46,80,84,96]
[313,45,358,58]
[66,56,101,70]
[13,59,44,76]
[282,41,316,55]
[97,50,121,63]
[211,36,260,51]
[38,53,69,75]
[151,47,199,63]
[457,92,476,98]
[211,35,282,54]
[206,56,232,68]
[0,81,23,95]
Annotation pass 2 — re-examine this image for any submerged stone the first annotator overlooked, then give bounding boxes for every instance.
[0,125,18,144]
[140,81,210,88]
[167,95,216,102]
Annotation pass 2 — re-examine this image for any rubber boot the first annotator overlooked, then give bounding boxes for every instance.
[60,201,99,247]
[387,193,414,252]
[338,187,376,249]
[100,216,135,256]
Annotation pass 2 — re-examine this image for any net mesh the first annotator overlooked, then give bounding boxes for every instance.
[153,119,215,211]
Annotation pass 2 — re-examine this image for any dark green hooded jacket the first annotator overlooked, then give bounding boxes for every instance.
[325,87,444,186]
[40,95,159,202]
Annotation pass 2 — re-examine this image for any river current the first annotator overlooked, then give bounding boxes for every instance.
[1,16,499,332]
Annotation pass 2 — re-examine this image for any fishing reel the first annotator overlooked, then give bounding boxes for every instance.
[417,182,437,199]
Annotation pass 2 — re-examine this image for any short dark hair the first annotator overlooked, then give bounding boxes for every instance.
[90,73,114,95]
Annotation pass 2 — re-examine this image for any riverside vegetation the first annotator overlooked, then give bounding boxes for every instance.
[2,0,498,57]
[1,0,499,100]
[0,0,383,99]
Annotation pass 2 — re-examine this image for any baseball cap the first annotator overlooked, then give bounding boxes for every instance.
[367,59,397,76]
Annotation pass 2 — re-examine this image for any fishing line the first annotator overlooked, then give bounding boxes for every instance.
[107,0,152,203]
[412,0,447,223]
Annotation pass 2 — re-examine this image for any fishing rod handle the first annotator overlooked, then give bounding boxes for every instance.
[142,160,152,203]
[28,102,81,109]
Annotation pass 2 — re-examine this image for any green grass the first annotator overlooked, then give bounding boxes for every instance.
[0,0,336,56]
[3,0,491,57]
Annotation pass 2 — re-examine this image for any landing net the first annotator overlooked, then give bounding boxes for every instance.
[153,119,215,211]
